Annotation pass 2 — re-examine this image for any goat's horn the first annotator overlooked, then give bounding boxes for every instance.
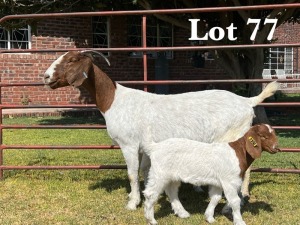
[80,50,111,66]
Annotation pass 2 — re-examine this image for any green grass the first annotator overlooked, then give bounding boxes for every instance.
[0,115,299,225]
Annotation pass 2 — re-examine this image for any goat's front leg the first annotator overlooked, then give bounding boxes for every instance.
[122,146,141,210]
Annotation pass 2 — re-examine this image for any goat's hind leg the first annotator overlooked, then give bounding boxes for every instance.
[205,185,222,223]
[140,153,151,186]
[143,180,167,225]
[165,181,190,218]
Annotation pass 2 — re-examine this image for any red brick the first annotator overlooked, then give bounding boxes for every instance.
[1,16,299,105]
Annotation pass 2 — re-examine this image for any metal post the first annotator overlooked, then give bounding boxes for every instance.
[0,86,3,179]
[142,15,148,92]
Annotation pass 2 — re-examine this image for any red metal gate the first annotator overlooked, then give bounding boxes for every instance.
[0,4,300,178]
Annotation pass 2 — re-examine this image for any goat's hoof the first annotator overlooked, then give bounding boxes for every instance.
[147,219,158,225]
[126,195,141,210]
[126,201,137,210]
[205,216,215,223]
[234,220,246,225]
[177,210,190,218]
[241,195,250,204]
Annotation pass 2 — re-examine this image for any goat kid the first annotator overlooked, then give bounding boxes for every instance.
[142,124,280,225]
[43,51,279,210]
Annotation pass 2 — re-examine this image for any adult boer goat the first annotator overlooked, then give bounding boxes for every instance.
[43,51,279,210]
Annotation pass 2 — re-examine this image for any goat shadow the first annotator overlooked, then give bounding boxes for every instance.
[89,179,273,221]
[153,184,273,222]
[88,177,131,193]
[39,113,105,125]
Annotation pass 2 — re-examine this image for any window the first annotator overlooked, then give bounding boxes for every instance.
[127,16,173,59]
[264,47,293,74]
[92,17,110,56]
[0,25,31,49]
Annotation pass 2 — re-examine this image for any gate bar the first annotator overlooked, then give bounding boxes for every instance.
[0,165,126,170]
[251,168,300,174]
[1,79,300,87]
[1,43,300,54]
[1,146,298,152]
[1,125,300,130]
[1,145,120,150]
[1,3,300,24]
[1,102,300,109]
[0,166,298,174]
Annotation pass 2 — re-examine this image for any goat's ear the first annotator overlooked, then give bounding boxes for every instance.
[66,54,92,87]
[245,131,262,159]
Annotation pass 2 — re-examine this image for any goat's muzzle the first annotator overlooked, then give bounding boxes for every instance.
[44,73,50,84]
[43,73,56,89]
[269,146,281,154]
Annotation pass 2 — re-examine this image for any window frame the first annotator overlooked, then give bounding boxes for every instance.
[264,47,294,74]
[0,25,31,50]
[91,16,110,56]
[127,16,174,59]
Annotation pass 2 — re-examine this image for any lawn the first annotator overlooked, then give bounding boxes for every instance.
[0,114,299,225]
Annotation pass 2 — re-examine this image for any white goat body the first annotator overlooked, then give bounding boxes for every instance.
[144,139,242,188]
[106,82,277,144]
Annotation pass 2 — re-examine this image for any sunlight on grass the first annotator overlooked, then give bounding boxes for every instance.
[0,115,299,224]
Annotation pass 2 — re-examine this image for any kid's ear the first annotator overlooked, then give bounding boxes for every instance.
[245,134,262,159]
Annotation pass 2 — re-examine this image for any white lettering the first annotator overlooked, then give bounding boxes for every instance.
[189,18,277,42]
[189,19,201,40]
[209,27,225,41]
[264,18,278,41]
[247,18,261,41]
[226,23,237,41]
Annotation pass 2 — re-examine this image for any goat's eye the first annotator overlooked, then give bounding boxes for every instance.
[69,57,78,62]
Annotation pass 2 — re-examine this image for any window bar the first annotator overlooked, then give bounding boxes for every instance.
[7,29,10,49]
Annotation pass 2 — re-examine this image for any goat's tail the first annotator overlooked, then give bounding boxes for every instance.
[140,126,156,156]
[249,81,279,107]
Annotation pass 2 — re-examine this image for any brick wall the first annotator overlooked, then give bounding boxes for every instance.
[272,22,300,91]
[273,22,300,74]
[1,16,299,106]
[0,17,92,106]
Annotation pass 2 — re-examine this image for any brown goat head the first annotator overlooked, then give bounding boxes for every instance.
[44,51,109,89]
[44,51,93,89]
[245,124,280,159]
